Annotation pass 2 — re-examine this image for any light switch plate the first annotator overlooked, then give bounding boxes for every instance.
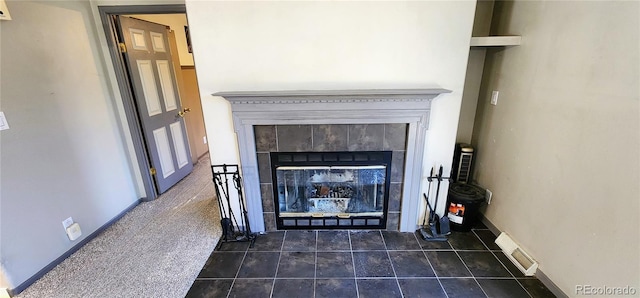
[490,91,499,105]
[0,112,10,130]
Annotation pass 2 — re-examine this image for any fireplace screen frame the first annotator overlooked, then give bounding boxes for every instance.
[270,151,392,230]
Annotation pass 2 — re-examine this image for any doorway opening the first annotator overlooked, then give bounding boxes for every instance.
[99,5,208,200]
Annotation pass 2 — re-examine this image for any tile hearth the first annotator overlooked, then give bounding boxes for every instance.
[186,225,556,298]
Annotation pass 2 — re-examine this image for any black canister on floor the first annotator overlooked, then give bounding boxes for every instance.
[446,183,485,232]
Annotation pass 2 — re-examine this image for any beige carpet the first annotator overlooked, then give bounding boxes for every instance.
[16,154,221,298]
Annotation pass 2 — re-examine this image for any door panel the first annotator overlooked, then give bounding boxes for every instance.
[156,60,178,112]
[153,127,176,178]
[169,121,190,169]
[136,60,163,117]
[118,16,193,194]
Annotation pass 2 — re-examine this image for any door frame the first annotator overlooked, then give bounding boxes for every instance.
[98,5,187,201]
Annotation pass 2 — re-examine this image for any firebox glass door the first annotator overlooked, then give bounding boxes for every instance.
[276,166,386,218]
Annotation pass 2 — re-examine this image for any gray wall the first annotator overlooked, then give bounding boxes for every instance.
[472,0,639,293]
[0,1,139,288]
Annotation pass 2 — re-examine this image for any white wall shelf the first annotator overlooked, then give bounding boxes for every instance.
[470,36,522,47]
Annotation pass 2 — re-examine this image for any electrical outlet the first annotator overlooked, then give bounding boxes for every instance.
[203,136,207,144]
[486,189,493,204]
[66,223,82,241]
[491,91,499,105]
[62,217,74,230]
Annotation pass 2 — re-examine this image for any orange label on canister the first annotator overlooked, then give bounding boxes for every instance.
[449,203,466,216]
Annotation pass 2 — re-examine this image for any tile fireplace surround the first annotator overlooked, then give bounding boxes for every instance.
[216,89,450,232]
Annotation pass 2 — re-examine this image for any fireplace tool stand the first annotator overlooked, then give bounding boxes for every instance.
[211,164,256,248]
[418,165,452,241]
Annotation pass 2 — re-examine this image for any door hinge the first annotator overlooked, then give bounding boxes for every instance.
[150,167,157,176]
[118,42,127,53]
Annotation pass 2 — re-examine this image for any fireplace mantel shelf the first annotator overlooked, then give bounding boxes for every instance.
[214,89,451,105]
[214,88,451,98]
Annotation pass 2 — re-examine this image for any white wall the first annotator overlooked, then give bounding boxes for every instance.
[128,14,194,66]
[0,0,139,289]
[472,0,639,294]
[186,0,477,224]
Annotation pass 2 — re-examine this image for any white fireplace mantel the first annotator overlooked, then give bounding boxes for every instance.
[215,89,451,232]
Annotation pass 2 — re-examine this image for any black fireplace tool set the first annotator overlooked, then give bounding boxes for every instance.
[418,165,452,241]
[211,164,256,248]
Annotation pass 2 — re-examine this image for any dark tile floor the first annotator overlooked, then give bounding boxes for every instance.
[186,224,556,298]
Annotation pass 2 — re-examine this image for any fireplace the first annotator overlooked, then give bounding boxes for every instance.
[217,89,450,232]
[272,151,392,229]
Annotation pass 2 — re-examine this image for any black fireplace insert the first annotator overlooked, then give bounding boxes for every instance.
[271,151,392,229]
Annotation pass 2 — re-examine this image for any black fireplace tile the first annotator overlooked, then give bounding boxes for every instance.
[382,231,421,250]
[457,251,511,277]
[237,252,280,278]
[350,231,386,250]
[439,278,486,298]
[357,279,402,298]
[388,251,436,277]
[425,251,471,277]
[250,231,284,251]
[272,279,314,298]
[260,184,274,212]
[312,124,348,151]
[263,212,276,231]
[185,279,233,298]
[277,125,312,152]
[391,151,405,183]
[228,279,273,298]
[386,212,400,231]
[398,278,447,298]
[197,252,245,278]
[276,252,315,278]
[317,230,350,251]
[353,251,395,277]
[473,230,501,250]
[257,153,272,183]
[477,279,530,298]
[254,125,277,152]
[448,231,487,250]
[388,183,402,212]
[283,230,317,251]
[384,123,408,151]
[316,252,355,278]
[414,230,453,250]
[518,278,556,297]
[348,124,384,151]
[315,279,357,298]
